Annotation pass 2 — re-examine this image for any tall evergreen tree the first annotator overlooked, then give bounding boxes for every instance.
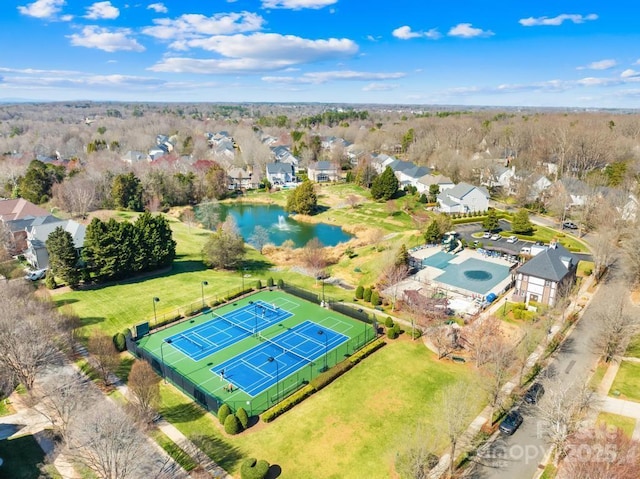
[511,209,534,235]
[482,208,500,232]
[111,172,144,211]
[395,244,409,267]
[424,220,443,244]
[370,166,398,201]
[285,180,317,215]
[46,226,80,287]
[18,159,65,204]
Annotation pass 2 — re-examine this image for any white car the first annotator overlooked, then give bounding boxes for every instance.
[490,233,501,241]
[482,232,492,239]
[506,235,518,243]
[24,268,47,281]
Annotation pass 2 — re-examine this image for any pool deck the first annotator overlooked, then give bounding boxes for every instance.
[411,245,514,299]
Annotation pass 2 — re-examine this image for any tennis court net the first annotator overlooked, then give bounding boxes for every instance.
[254,301,281,318]
[175,334,205,350]
[257,332,315,366]
[210,309,256,337]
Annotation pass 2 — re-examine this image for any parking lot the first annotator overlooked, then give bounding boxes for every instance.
[454,220,528,255]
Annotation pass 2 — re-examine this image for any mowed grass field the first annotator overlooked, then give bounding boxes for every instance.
[610,361,640,402]
[158,338,485,479]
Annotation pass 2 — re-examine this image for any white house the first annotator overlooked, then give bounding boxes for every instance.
[308,161,340,182]
[436,182,490,213]
[266,162,295,185]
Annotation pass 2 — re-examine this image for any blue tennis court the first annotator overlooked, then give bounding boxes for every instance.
[212,320,348,397]
[166,300,293,361]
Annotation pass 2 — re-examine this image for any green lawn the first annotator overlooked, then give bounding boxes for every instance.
[625,335,640,358]
[155,339,485,479]
[0,434,61,479]
[609,361,640,402]
[596,412,636,438]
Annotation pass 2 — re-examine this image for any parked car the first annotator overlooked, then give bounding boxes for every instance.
[520,246,531,255]
[562,221,578,230]
[24,268,47,281]
[482,231,492,239]
[490,233,501,241]
[506,235,518,243]
[524,383,545,405]
[499,409,524,435]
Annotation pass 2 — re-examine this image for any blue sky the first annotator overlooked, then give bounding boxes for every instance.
[2,0,640,108]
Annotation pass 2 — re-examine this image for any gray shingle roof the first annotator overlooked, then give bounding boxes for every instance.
[517,243,576,281]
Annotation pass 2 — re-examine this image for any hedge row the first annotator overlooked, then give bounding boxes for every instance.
[261,339,386,423]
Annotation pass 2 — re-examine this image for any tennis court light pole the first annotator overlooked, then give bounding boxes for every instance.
[152,297,160,326]
[201,281,208,309]
[267,357,279,401]
[317,330,328,371]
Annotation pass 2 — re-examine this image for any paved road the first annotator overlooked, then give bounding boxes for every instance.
[466,272,618,479]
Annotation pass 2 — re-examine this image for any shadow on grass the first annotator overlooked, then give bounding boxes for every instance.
[54,298,78,307]
[0,434,47,479]
[160,402,207,425]
[191,433,243,472]
[116,355,135,382]
[241,258,274,273]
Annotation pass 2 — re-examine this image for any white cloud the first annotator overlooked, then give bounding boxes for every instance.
[263,70,405,84]
[362,83,397,92]
[18,0,66,19]
[448,23,493,38]
[519,13,598,27]
[261,0,337,9]
[67,26,145,52]
[142,12,264,42]
[392,26,441,40]
[147,2,167,13]
[578,59,617,70]
[151,34,357,74]
[621,69,640,79]
[84,1,119,20]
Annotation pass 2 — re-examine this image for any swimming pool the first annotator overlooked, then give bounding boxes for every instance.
[422,251,455,269]
[433,258,510,295]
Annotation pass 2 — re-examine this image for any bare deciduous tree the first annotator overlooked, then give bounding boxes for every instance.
[463,315,503,368]
[301,237,327,280]
[0,282,65,390]
[394,423,440,479]
[439,382,476,478]
[622,233,640,287]
[481,341,514,421]
[377,252,409,311]
[128,360,160,424]
[536,376,597,458]
[88,333,120,386]
[591,289,640,362]
[559,424,640,479]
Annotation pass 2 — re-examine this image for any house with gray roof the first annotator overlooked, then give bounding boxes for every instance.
[308,161,340,182]
[436,182,490,213]
[270,146,299,170]
[416,174,455,195]
[266,162,295,186]
[513,241,577,306]
[24,219,86,270]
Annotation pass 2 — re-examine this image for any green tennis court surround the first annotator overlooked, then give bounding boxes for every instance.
[133,290,375,415]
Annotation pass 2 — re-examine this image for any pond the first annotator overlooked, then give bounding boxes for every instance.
[213,203,352,248]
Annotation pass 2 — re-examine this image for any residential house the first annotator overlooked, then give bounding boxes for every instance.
[227,167,256,190]
[512,241,577,306]
[371,154,396,174]
[121,150,150,164]
[554,177,593,208]
[509,169,552,200]
[393,163,431,190]
[416,174,455,195]
[24,219,86,270]
[270,146,299,171]
[156,134,175,153]
[620,193,639,222]
[266,162,295,186]
[4,215,60,255]
[436,182,490,213]
[0,198,52,255]
[308,161,340,182]
[480,165,515,191]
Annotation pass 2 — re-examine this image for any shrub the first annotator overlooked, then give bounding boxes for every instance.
[224,413,241,435]
[255,279,262,290]
[384,316,394,328]
[236,407,249,430]
[218,404,231,425]
[363,287,372,302]
[387,328,398,339]
[240,458,270,479]
[262,385,315,422]
[392,323,402,335]
[45,274,57,290]
[112,332,126,352]
[355,285,364,299]
[370,291,380,306]
[277,278,284,289]
[266,277,274,288]
[411,328,423,339]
